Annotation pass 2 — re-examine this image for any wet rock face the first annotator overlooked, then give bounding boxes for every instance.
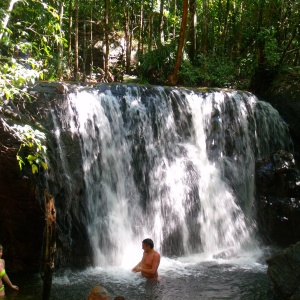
[259,78,300,168]
[256,150,300,247]
[0,127,44,272]
[267,241,300,299]
[27,84,92,268]
[0,83,92,271]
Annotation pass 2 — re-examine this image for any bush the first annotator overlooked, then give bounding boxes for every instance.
[179,60,202,87]
[139,43,176,84]
[179,54,239,88]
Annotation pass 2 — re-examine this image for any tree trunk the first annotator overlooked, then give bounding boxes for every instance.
[124,7,131,74]
[201,0,208,54]
[138,0,144,55]
[173,0,177,39]
[257,0,265,65]
[137,0,144,76]
[236,1,245,56]
[158,0,165,46]
[82,20,87,82]
[83,4,87,82]
[0,0,20,40]
[188,0,197,62]
[41,190,56,300]
[104,0,110,79]
[57,1,64,80]
[148,5,154,52]
[74,0,79,80]
[67,0,73,76]
[90,6,93,79]
[167,0,189,85]
[222,0,230,54]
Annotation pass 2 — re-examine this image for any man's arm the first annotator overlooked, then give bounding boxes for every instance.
[132,260,143,272]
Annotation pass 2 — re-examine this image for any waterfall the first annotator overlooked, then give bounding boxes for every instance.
[55,85,292,266]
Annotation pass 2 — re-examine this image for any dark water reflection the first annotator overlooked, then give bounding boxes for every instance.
[5,252,280,300]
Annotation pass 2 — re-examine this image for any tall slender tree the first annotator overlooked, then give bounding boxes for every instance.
[201,0,208,55]
[148,0,154,52]
[74,0,79,80]
[167,0,189,85]
[82,1,87,82]
[0,0,20,40]
[188,0,197,62]
[124,4,131,74]
[67,0,73,75]
[57,0,64,80]
[89,2,94,79]
[158,0,165,46]
[104,0,110,79]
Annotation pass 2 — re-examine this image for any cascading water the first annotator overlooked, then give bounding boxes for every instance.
[56,85,291,270]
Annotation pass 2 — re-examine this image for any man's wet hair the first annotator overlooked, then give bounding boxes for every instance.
[142,238,154,249]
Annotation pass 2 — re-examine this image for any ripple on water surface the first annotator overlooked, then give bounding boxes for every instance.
[5,250,280,300]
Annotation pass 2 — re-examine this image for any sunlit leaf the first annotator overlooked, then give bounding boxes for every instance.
[27,154,36,161]
[32,164,38,174]
[41,161,48,170]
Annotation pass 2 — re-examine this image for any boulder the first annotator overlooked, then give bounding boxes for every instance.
[256,150,300,247]
[258,74,300,167]
[0,123,44,272]
[267,241,300,299]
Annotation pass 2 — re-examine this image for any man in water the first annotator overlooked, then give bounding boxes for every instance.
[132,238,160,280]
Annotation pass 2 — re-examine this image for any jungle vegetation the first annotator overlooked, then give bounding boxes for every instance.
[0,0,300,172]
[1,0,299,89]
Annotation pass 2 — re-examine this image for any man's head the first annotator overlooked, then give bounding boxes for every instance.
[87,286,109,300]
[142,238,154,249]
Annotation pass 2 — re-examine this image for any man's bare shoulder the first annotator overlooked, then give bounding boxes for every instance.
[153,251,160,258]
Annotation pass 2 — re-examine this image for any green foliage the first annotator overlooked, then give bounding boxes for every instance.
[179,60,202,87]
[139,43,176,84]
[180,55,239,88]
[206,57,236,88]
[9,0,67,80]
[0,0,299,89]
[12,124,48,174]
[0,39,47,174]
[238,53,256,79]
[258,28,280,66]
[0,58,42,103]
